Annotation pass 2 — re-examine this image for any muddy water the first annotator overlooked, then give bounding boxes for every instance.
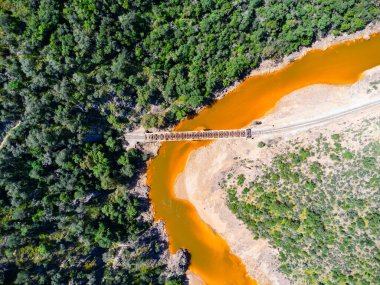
[147,33,380,285]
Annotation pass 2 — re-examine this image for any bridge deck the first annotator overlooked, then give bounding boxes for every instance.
[125,129,252,142]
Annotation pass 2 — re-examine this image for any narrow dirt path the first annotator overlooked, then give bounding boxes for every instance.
[0,121,21,150]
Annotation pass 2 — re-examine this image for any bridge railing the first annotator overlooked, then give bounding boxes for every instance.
[144,129,251,142]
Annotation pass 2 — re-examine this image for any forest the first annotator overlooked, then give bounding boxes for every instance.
[1,0,379,284]
[224,118,380,284]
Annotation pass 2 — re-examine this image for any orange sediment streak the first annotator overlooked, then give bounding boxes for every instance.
[147,33,380,285]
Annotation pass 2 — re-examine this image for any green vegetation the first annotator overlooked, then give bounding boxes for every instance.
[257,141,266,148]
[225,118,380,284]
[2,1,378,126]
[0,0,379,283]
[367,80,380,93]
[237,174,246,186]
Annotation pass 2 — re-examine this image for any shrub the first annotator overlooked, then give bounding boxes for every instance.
[237,174,246,186]
[258,141,266,148]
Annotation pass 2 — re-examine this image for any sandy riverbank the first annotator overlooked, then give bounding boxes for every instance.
[175,66,380,285]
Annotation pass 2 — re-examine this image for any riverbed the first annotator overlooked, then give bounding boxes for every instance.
[147,30,380,285]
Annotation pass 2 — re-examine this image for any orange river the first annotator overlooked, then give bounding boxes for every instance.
[147,33,380,285]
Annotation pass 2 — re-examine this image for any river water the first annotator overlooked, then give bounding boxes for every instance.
[147,33,380,285]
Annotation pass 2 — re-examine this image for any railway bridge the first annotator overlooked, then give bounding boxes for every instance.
[125,99,380,146]
[125,128,252,143]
